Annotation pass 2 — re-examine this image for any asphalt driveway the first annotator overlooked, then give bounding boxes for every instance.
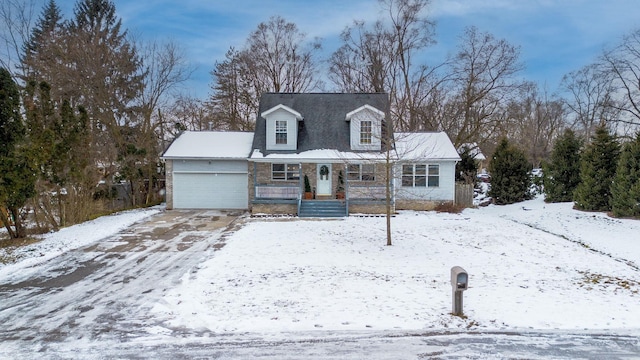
[0,209,242,350]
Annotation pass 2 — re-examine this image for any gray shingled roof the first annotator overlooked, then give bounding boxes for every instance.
[251,93,391,156]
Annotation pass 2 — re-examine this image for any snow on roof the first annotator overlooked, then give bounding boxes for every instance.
[458,142,486,160]
[250,148,393,162]
[394,132,461,161]
[162,131,254,159]
[345,104,385,120]
[261,104,303,120]
[249,132,460,162]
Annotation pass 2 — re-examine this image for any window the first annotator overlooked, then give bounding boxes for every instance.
[347,164,376,181]
[402,164,439,187]
[275,120,287,144]
[360,120,372,144]
[272,163,299,181]
[428,164,439,187]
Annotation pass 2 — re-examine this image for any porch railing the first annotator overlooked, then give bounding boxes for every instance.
[254,185,299,200]
[347,185,387,200]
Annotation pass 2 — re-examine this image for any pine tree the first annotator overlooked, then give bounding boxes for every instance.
[66,0,144,208]
[574,125,620,212]
[0,68,36,238]
[488,138,532,205]
[544,129,583,202]
[0,68,24,158]
[21,0,64,83]
[456,145,479,184]
[611,133,640,218]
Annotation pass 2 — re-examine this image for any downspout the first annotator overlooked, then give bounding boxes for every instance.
[297,163,302,216]
[253,162,257,203]
[345,167,349,217]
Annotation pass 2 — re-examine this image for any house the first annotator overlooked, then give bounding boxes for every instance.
[162,93,460,216]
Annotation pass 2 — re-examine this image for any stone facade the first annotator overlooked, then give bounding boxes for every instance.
[251,203,297,215]
[248,161,397,215]
[348,203,388,214]
[395,199,453,211]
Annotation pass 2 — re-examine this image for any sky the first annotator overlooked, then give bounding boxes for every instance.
[53,0,640,99]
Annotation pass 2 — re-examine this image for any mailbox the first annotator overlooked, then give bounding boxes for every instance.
[451,266,468,291]
[450,266,468,316]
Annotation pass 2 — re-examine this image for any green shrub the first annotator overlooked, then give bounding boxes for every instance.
[574,125,620,212]
[611,132,640,218]
[488,138,532,205]
[544,129,583,203]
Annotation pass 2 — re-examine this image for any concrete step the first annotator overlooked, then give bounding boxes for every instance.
[299,200,347,218]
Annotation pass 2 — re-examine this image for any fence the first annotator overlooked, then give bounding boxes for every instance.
[455,183,474,207]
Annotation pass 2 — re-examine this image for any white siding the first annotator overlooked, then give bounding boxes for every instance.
[265,108,298,151]
[349,108,382,151]
[173,159,246,172]
[394,161,457,201]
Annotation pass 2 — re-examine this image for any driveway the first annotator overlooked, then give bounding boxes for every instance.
[0,209,242,351]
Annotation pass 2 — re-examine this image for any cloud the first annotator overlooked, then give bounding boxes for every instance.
[52,0,640,98]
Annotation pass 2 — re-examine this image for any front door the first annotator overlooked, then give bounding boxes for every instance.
[316,164,332,196]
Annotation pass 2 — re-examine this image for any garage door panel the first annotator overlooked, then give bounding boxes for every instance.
[173,173,248,209]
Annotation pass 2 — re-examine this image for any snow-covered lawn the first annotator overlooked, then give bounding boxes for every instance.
[153,197,640,333]
[2,198,639,335]
[0,206,162,278]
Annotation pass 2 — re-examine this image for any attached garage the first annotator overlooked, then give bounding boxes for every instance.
[172,161,248,209]
[162,131,254,210]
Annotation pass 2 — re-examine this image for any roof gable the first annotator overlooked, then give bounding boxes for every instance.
[395,132,461,161]
[345,104,385,120]
[261,104,303,120]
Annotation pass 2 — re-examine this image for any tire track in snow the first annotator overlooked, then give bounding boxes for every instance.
[498,215,640,272]
[0,210,242,347]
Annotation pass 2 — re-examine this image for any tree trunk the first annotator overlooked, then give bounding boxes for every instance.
[0,207,17,239]
[9,206,27,238]
[386,153,392,246]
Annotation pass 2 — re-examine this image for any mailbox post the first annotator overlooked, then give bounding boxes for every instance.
[450,266,468,316]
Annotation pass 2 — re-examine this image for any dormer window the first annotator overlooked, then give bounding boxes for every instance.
[346,104,385,151]
[262,104,303,151]
[275,120,287,144]
[360,120,372,144]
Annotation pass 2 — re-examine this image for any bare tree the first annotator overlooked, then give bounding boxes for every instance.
[385,0,436,131]
[127,39,192,205]
[209,16,321,131]
[164,95,212,133]
[139,40,193,126]
[445,26,525,148]
[561,63,618,141]
[328,0,438,132]
[329,20,394,93]
[600,28,640,131]
[245,15,321,93]
[0,0,38,76]
[500,83,566,166]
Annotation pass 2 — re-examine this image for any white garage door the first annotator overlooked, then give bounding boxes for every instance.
[173,172,248,209]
